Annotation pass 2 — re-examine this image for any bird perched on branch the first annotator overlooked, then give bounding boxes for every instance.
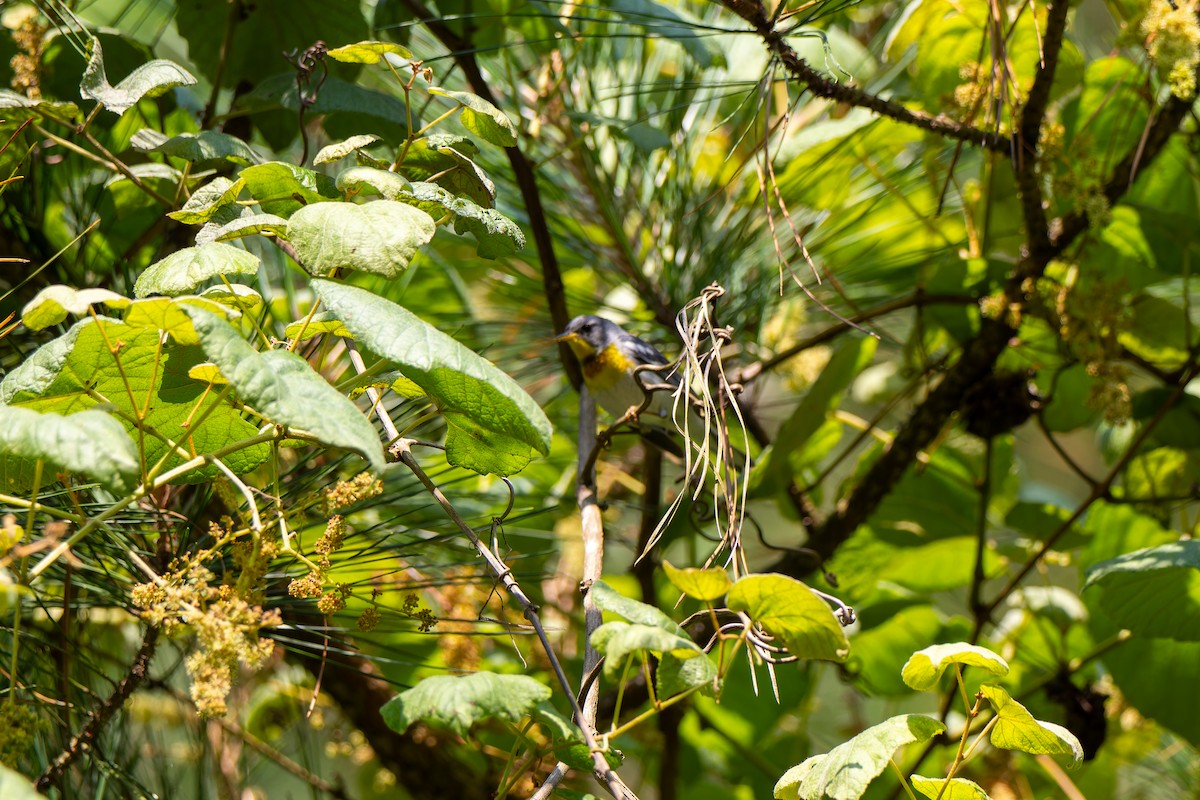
[556,314,690,455]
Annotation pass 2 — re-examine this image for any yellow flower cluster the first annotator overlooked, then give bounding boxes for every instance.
[1143,0,1200,99]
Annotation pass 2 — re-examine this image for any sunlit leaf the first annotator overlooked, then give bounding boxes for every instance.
[429,87,518,147]
[131,129,262,165]
[910,775,990,800]
[380,672,551,736]
[21,286,131,331]
[980,684,1083,763]
[774,715,945,800]
[727,574,849,662]
[286,201,435,278]
[591,579,685,635]
[311,280,551,474]
[662,560,732,601]
[590,621,703,677]
[326,41,413,63]
[185,309,386,473]
[134,243,261,298]
[901,643,1009,691]
[80,37,196,115]
[0,406,139,494]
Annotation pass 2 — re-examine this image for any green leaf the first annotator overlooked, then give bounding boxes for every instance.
[429,87,518,147]
[336,166,412,199]
[202,213,289,244]
[131,129,262,166]
[185,309,385,473]
[326,41,413,63]
[662,560,732,601]
[910,775,990,800]
[79,37,196,115]
[21,286,131,331]
[286,201,435,278]
[311,280,551,474]
[0,89,80,120]
[1120,296,1192,371]
[774,715,945,800]
[590,621,703,677]
[0,407,140,494]
[0,316,269,482]
[1082,541,1200,641]
[980,684,1083,763]
[727,574,849,662]
[122,297,230,346]
[315,135,383,165]
[398,136,495,207]
[880,537,1004,592]
[198,284,263,314]
[134,243,261,298]
[0,765,43,800]
[901,643,1009,691]
[752,336,877,497]
[380,672,551,736]
[239,162,340,217]
[396,182,526,259]
[283,313,352,343]
[167,177,246,224]
[531,702,582,743]
[590,579,686,635]
[657,650,718,698]
[607,0,724,69]
[846,606,947,697]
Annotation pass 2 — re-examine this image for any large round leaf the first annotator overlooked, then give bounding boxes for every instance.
[287,201,435,278]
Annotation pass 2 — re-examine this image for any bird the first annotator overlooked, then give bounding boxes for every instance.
[556,314,690,454]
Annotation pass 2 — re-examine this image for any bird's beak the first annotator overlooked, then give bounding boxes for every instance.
[556,332,593,357]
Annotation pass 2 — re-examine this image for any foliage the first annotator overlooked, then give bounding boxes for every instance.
[2,0,1200,798]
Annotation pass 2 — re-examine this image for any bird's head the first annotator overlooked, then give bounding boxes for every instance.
[556,315,621,359]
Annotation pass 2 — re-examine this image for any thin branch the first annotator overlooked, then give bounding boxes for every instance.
[36,627,159,792]
[1013,0,1071,261]
[393,440,638,800]
[717,0,1010,152]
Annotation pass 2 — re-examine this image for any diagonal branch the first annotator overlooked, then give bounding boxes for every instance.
[718,0,1011,152]
[1014,0,1072,261]
[768,18,1200,577]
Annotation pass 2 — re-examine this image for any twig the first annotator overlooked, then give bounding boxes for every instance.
[717,0,1009,152]
[392,440,638,800]
[36,627,159,792]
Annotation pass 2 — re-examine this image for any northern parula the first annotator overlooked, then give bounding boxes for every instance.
[557,315,687,453]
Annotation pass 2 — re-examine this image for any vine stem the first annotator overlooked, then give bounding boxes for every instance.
[392,439,637,800]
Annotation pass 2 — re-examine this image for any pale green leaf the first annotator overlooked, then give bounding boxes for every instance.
[239,162,340,216]
[315,135,383,165]
[657,650,719,698]
[0,407,139,494]
[590,621,703,676]
[168,177,246,224]
[123,296,232,346]
[397,181,525,259]
[202,213,289,244]
[186,309,385,473]
[134,243,261,298]
[980,684,1083,763]
[429,87,518,147]
[910,775,990,800]
[662,560,732,601]
[774,715,945,800]
[311,280,551,474]
[0,764,43,800]
[21,286,131,331]
[336,166,411,199]
[901,643,1010,691]
[198,284,263,313]
[284,313,352,343]
[380,672,551,736]
[0,317,270,481]
[590,579,686,635]
[727,573,849,662]
[131,129,261,165]
[80,37,196,115]
[287,201,435,278]
[326,41,413,63]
